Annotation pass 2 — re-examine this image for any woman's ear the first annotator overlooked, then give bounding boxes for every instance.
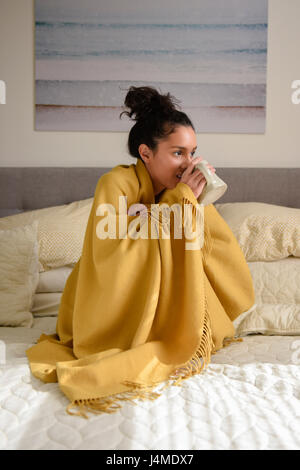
[138,144,151,164]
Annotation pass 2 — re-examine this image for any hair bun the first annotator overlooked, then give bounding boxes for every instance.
[120,86,181,122]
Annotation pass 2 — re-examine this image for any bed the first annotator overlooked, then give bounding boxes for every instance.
[0,166,299,450]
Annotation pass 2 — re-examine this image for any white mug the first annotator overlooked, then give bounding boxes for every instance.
[194,160,228,206]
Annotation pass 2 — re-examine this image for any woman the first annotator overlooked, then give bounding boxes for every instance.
[26,86,255,418]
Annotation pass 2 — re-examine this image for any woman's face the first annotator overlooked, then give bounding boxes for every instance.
[139,125,197,196]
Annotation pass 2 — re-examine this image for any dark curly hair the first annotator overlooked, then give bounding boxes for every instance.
[119,86,195,160]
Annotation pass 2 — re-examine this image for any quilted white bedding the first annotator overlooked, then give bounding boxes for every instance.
[1,317,300,450]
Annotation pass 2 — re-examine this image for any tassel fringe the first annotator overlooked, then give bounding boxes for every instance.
[201,220,213,264]
[222,336,244,347]
[66,295,218,420]
[140,198,205,249]
[182,197,205,250]
[65,200,241,420]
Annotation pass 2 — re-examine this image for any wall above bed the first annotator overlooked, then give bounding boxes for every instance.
[0,0,299,167]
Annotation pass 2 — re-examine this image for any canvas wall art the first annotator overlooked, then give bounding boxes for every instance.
[35,0,268,133]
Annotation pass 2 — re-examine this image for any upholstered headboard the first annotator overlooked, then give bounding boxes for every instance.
[0,166,299,218]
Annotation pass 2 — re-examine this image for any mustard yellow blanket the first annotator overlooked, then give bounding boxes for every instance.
[26,158,255,418]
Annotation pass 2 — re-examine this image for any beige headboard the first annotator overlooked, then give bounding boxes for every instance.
[0,166,299,218]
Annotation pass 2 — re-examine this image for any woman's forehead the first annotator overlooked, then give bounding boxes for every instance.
[164,127,197,147]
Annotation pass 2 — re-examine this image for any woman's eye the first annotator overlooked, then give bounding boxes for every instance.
[174,151,196,157]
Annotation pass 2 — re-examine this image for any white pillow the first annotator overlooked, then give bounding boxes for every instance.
[215,202,300,261]
[0,198,93,272]
[0,221,39,327]
[31,292,62,317]
[234,257,300,336]
[36,265,74,293]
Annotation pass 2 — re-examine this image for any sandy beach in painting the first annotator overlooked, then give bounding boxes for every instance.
[35,104,265,133]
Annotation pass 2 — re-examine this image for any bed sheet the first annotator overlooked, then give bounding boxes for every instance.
[0,317,300,450]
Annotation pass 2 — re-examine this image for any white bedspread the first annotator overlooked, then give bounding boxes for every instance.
[0,317,300,450]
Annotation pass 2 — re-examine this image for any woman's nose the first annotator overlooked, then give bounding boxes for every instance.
[181,155,193,169]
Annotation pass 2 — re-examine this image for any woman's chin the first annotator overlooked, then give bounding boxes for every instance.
[156,180,178,194]
[166,181,177,189]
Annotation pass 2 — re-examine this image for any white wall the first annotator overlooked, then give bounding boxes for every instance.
[0,0,299,167]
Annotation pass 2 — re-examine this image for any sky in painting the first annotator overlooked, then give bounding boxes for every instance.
[35,0,267,25]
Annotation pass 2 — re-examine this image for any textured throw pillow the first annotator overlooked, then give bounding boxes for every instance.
[0,221,39,327]
[37,214,87,272]
[215,202,300,261]
[0,198,93,272]
[233,257,300,336]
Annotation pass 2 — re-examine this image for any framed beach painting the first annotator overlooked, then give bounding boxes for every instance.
[35,0,268,133]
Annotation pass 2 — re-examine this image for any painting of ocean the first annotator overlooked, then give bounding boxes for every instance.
[35,0,268,132]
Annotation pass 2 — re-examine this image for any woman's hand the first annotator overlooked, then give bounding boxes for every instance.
[180,157,216,200]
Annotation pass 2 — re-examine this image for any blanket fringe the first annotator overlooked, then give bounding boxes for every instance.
[182,197,205,249]
[65,205,241,420]
[66,384,163,420]
[66,295,217,420]
[143,197,205,247]
[222,336,243,347]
